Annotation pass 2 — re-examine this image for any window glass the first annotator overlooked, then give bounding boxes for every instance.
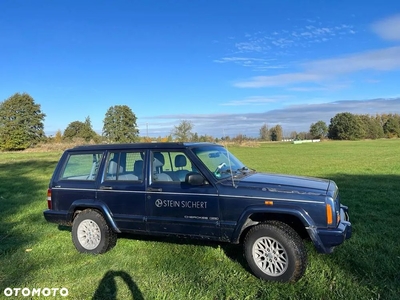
[192,146,246,179]
[60,153,103,180]
[105,151,144,181]
[127,152,145,180]
[151,151,193,182]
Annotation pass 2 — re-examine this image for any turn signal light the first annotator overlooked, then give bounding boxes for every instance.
[264,200,274,205]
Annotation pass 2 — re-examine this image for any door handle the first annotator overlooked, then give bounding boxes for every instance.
[147,187,162,192]
[100,186,113,190]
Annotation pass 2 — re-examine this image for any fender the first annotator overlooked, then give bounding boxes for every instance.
[67,199,121,233]
[230,204,316,243]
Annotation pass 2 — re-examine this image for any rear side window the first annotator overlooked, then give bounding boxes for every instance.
[59,153,103,180]
[105,151,144,181]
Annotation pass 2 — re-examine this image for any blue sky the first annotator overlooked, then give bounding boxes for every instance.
[1,0,400,137]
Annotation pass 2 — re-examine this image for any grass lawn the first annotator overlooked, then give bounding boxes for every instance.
[0,140,399,299]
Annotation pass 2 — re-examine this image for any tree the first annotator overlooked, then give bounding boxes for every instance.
[198,134,214,142]
[232,134,246,144]
[63,121,86,140]
[54,129,63,143]
[328,112,364,140]
[172,120,194,142]
[309,121,328,139]
[192,132,199,142]
[296,132,308,140]
[269,125,283,141]
[103,105,139,143]
[0,93,46,150]
[259,123,270,141]
[64,116,97,142]
[383,114,400,138]
[359,114,384,139]
[289,131,297,140]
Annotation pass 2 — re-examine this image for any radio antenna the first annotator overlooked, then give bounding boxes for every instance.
[223,129,236,188]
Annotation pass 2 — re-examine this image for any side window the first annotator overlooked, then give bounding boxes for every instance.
[59,153,103,180]
[151,151,194,182]
[127,152,145,180]
[105,151,144,181]
[105,152,120,180]
[151,151,172,182]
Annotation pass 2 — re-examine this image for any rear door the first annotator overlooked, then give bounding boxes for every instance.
[145,150,220,239]
[96,150,147,232]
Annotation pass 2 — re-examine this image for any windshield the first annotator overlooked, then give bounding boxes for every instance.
[191,145,249,179]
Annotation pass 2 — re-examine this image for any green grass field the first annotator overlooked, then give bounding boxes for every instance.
[1,140,399,299]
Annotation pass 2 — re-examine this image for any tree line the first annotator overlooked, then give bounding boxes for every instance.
[258,112,400,141]
[0,93,140,150]
[1,92,399,151]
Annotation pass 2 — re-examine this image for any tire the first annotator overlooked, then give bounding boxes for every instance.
[243,222,307,282]
[72,209,117,254]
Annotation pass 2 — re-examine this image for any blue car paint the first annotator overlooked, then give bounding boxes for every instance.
[43,142,352,254]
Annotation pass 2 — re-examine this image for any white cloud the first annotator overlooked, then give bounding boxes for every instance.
[235,41,263,52]
[214,22,357,70]
[372,14,400,41]
[220,95,287,106]
[235,72,323,88]
[271,38,294,48]
[214,56,286,70]
[141,98,400,137]
[306,46,400,73]
[214,57,268,64]
[288,82,349,92]
[234,46,400,88]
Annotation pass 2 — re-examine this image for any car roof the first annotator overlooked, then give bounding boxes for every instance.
[70,142,219,151]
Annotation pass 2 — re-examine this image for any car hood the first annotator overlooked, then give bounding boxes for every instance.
[234,172,331,195]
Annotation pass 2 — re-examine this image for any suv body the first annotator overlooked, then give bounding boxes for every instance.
[44,142,351,282]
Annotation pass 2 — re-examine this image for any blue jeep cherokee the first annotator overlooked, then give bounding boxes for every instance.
[43,142,351,282]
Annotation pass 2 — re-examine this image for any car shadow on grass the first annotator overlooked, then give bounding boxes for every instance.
[118,233,250,273]
[57,226,251,279]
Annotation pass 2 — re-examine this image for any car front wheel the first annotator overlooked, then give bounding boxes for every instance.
[243,222,307,282]
[72,209,117,254]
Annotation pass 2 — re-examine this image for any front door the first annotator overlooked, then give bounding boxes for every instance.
[145,150,220,239]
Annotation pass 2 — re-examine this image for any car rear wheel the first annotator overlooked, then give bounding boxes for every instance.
[72,209,117,254]
[243,222,307,282]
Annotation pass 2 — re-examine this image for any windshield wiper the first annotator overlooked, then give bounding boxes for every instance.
[219,166,254,179]
[235,166,256,176]
[221,167,247,176]
[237,166,250,173]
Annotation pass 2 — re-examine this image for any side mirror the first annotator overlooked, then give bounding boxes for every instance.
[185,172,207,186]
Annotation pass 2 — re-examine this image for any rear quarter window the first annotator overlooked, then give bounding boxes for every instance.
[59,153,103,180]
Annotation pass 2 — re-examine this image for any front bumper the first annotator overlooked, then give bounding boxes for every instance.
[307,205,352,254]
